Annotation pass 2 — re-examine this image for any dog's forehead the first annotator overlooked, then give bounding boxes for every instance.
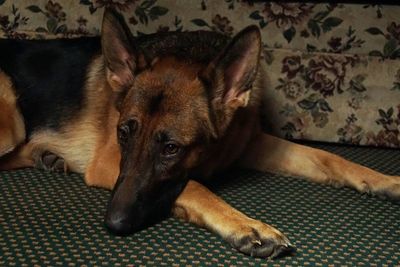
[127,57,206,115]
[118,58,209,142]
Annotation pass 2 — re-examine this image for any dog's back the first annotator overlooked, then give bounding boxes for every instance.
[0,31,231,137]
[0,38,101,135]
[0,29,265,175]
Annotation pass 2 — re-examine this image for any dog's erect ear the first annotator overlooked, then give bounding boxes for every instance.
[201,25,261,109]
[102,9,139,92]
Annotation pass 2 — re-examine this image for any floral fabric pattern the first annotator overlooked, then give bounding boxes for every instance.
[0,1,399,148]
[265,50,400,148]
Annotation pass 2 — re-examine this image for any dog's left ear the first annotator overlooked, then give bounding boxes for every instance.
[101,9,140,92]
[201,25,261,110]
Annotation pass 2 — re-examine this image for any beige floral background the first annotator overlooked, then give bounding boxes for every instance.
[0,1,399,148]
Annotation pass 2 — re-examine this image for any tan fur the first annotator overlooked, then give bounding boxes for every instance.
[0,144,34,170]
[241,132,400,197]
[84,101,121,189]
[0,71,25,156]
[0,56,121,189]
[173,180,291,256]
[0,57,111,175]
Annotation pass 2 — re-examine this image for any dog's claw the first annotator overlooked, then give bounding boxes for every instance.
[271,243,296,259]
[35,151,68,173]
[226,222,296,259]
[243,237,295,259]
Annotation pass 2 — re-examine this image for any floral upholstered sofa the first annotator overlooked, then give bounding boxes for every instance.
[1,1,399,147]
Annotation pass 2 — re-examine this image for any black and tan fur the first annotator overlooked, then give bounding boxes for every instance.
[0,9,399,259]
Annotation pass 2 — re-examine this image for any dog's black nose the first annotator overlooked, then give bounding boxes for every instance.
[104,213,134,236]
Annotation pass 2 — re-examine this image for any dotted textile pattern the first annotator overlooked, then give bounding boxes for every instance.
[0,143,399,266]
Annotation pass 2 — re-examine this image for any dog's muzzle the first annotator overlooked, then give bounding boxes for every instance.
[104,176,188,236]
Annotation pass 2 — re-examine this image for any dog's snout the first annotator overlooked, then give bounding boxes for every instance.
[104,174,188,237]
[104,211,134,236]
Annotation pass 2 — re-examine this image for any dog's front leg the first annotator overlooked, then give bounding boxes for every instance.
[173,180,295,258]
[240,132,400,200]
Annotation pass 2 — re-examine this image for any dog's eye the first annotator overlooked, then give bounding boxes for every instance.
[162,143,180,156]
[117,119,137,145]
[117,124,130,144]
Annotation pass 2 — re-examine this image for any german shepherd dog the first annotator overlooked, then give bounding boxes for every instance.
[0,9,399,259]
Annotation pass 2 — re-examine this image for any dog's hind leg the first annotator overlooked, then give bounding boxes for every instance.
[240,132,400,201]
[0,71,25,157]
[173,180,296,259]
[0,144,34,170]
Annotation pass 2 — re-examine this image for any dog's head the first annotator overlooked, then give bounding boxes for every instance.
[102,9,261,235]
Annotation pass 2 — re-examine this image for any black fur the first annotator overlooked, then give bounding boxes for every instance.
[0,37,101,136]
[0,32,229,138]
[148,91,165,115]
[105,178,188,234]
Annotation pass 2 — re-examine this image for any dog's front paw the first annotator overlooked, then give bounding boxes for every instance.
[35,151,68,173]
[360,175,400,203]
[225,219,295,259]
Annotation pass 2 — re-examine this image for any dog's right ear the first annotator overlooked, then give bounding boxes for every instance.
[101,9,139,92]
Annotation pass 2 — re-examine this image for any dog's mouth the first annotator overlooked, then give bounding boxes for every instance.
[104,177,188,235]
